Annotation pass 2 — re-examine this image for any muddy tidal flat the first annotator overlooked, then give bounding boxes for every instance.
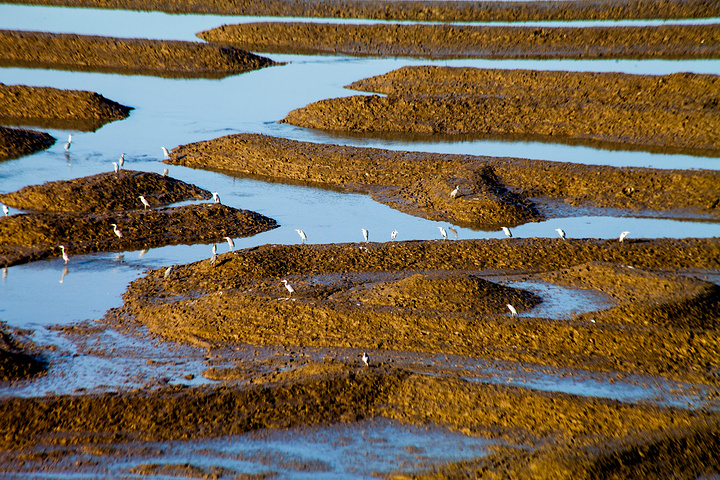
[0,125,54,161]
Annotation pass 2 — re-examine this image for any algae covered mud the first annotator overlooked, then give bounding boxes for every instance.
[0,0,719,478]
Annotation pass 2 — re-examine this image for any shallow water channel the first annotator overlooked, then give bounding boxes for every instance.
[0,4,719,474]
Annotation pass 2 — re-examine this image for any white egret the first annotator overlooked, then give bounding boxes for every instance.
[162,168,169,176]
[119,153,125,169]
[362,352,369,367]
[281,279,295,295]
[139,195,151,210]
[212,192,221,204]
[112,162,119,173]
[161,147,170,159]
[2,204,8,216]
[391,230,398,241]
[502,226,512,238]
[448,226,458,239]
[212,243,217,255]
[507,304,517,316]
[209,253,218,266]
[619,231,630,243]
[164,266,173,278]
[555,228,566,240]
[438,226,447,240]
[224,236,235,251]
[59,245,69,264]
[361,228,369,243]
[64,134,72,151]
[450,185,460,199]
[111,223,123,238]
[295,229,308,244]
[139,248,148,258]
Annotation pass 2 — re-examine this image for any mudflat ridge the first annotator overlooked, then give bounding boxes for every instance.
[0,125,54,161]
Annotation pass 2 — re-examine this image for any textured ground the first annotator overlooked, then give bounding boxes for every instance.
[0,125,55,162]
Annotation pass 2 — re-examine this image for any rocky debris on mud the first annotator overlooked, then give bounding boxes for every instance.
[167,133,720,229]
[0,323,46,382]
[117,238,720,384]
[5,0,720,22]
[282,67,720,155]
[199,22,720,60]
[0,125,55,161]
[0,30,279,78]
[0,84,132,132]
[0,170,210,213]
[0,171,278,267]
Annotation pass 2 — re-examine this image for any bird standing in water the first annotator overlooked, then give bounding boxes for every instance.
[555,228,566,240]
[161,147,170,159]
[224,236,235,251]
[59,245,69,264]
[296,229,308,244]
[438,226,448,240]
[507,304,517,317]
[64,134,72,151]
[362,228,369,243]
[282,279,295,295]
[119,153,125,169]
[391,230,398,241]
[619,231,630,243]
[2,204,8,216]
[502,227,512,238]
[212,192,221,204]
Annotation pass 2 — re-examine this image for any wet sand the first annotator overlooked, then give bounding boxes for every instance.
[0,125,55,161]
[0,30,278,78]
[200,22,720,60]
[0,171,278,266]
[282,67,720,155]
[0,84,132,131]
[167,133,720,229]
[4,0,719,22]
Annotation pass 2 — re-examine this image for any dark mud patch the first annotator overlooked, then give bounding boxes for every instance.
[0,169,210,213]
[4,0,720,22]
[167,134,720,229]
[0,30,278,78]
[0,202,278,267]
[0,323,46,382]
[117,238,720,384]
[282,67,720,155]
[199,22,720,60]
[0,84,132,132]
[0,125,54,162]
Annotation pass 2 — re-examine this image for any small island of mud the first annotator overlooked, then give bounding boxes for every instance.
[282,67,720,155]
[199,22,720,60]
[0,30,279,78]
[0,84,132,131]
[166,133,720,229]
[0,170,278,266]
[0,125,55,161]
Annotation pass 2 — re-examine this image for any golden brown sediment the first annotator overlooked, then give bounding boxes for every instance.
[0,30,278,78]
[0,84,132,132]
[2,0,718,22]
[0,125,55,161]
[199,22,720,60]
[282,67,720,154]
[119,238,720,384]
[167,134,720,229]
[0,324,46,382]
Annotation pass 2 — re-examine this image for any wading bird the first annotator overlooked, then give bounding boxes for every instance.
[64,134,72,151]
[209,253,218,266]
[161,147,170,159]
[362,228,369,243]
[212,243,217,256]
[296,229,307,244]
[162,168,169,176]
[139,195,150,210]
[619,231,630,243]
[212,192,221,204]
[507,304,517,317]
[502,226,512,238]
[119,153,125,169]
[164,266,173,278]
[112,162,119,173]
[2,204,8,216]
[448,226,458,239]
[450,186,460,199]
[391,230,398,241]
[555,228,566,240]
[282,279,295,295]
[224,236,234,251]
[59,245,69,264]
[111,223,123,238]
[438,226,447,240]
[362,352,369,367]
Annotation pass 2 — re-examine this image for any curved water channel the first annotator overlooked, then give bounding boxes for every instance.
[0,6,718,471]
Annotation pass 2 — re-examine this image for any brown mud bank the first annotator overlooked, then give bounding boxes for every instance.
[0,323,46,382]
[4,0,718,22]
[0,125,54,162]
[0,364,717,479]
[118,238,720,384]
[0,30,278,78]
[283,67,720,155]
[0,84,132,132]
[167,134,720,230]
[0,170,278,266]
[199,22,720,60]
